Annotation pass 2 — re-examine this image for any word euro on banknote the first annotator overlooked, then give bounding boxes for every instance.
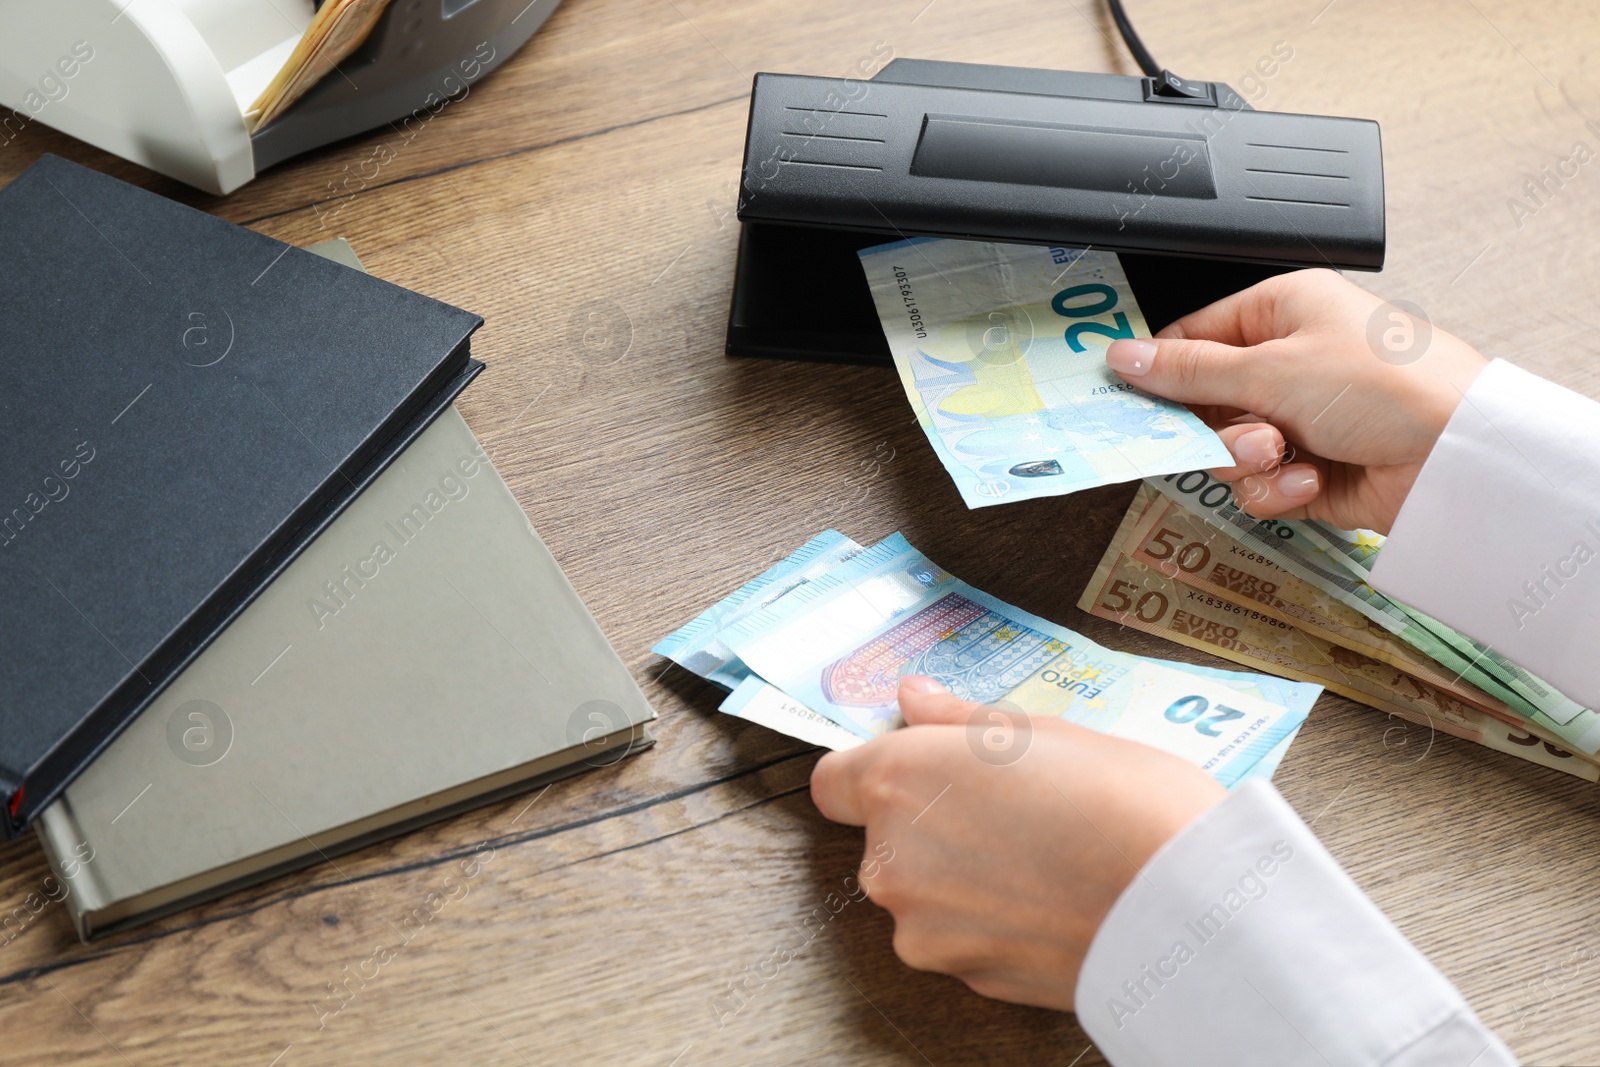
[1120,484,1526,711]
[717,623,1309,766]
[719,533,1316,787]
[858,239,1230,509]
[1147,472,1568,715]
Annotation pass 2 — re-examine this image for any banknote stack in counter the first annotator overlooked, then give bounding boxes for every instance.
[1079,476,1600,782]
[247,0,394,132]
[655,531,1324,788]
[858,238,1232,508]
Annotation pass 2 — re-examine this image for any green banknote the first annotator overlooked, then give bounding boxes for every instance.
[1291,517,1587,725]
[1296,519,1386,578]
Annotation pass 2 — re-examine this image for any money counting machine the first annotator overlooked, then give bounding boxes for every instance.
[727,4,1385,365]
[0,0,562,194]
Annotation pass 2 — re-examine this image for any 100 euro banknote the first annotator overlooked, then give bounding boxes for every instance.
[718,533,1315,787]
[858,239,1229,509]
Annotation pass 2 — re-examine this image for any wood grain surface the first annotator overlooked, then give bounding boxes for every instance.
[4,0,1600,1063]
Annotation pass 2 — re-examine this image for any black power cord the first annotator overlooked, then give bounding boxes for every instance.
[1105,0,1161,77]
[1105,0,1213,100]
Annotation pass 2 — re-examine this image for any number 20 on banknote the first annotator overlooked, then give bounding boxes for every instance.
[1052,282,1136,351]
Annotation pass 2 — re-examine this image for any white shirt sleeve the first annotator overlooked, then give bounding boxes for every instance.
[1372,358,1600,711]
[1075,781,1514,1067]
[1074,359,1600,1064]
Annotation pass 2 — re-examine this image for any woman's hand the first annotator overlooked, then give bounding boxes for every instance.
[1106,268,1489,533]
[808,677,1225,1011]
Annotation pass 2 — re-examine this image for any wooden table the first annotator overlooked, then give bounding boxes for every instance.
[4,1,1600,1063]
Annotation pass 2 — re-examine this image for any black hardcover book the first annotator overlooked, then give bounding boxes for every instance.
[0,156,484,836]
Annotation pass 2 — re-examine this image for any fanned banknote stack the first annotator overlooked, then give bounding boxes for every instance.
[858,238,1231,508]
[247,0,394,132]
[1080,476,1600,782]
[656,532,1323,788]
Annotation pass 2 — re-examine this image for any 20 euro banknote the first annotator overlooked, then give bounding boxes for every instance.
[857,239,1230,508]
[718,533,1316,787]
[651,529,865,691]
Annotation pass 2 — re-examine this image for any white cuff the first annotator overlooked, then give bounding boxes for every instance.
[1372,358,1600,710]
[1074,780,1512,1067]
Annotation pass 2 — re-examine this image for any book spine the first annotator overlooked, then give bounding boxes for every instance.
[32,801,107,942]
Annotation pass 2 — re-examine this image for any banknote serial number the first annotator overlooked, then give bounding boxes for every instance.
[1180,587,1289,628]
[892,267,926,339]
[1227,544,1276,566]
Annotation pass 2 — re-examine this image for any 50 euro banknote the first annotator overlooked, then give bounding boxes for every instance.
[1118,485,1532,718]
[857,239,1229,509]
[1079,516,1600,782]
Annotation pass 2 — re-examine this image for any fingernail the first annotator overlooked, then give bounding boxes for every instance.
[1279,468,1320,498]
[900,675,948,695]
[1106,339,1157,377]
[1234,428,1279,467]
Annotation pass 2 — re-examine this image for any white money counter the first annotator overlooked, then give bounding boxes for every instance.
[0,0,562,194]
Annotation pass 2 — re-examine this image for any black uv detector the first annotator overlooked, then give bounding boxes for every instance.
[727,55,1384,365]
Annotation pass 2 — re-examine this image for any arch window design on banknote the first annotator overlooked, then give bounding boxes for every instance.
[821,596,1095,710]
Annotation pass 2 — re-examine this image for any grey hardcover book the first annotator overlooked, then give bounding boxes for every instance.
[34,401,655,940]
[0,159,486,836]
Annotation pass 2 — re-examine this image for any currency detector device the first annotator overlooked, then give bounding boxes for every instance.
[0,0,563,194]
[727,3,1384,365]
